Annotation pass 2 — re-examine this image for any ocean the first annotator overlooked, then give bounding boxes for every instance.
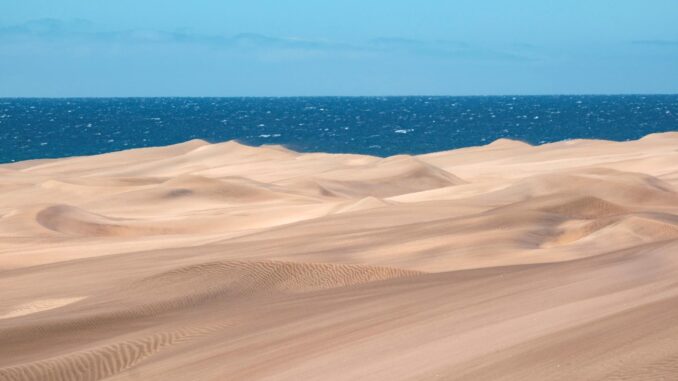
[1,95,676,163]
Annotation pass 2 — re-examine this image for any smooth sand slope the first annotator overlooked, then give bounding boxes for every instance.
[1,133,678,380]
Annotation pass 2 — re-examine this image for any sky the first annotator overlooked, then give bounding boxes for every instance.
[1,0,677,97]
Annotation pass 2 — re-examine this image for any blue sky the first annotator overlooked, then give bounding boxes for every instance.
[2,0,677,96]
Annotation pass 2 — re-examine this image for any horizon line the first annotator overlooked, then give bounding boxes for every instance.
[2,92,678,100]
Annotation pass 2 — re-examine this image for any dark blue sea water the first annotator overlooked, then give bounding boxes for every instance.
[1,96,677,163]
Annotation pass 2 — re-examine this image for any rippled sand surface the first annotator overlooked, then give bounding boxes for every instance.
[1,133,678,380]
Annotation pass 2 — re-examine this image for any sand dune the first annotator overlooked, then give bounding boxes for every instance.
[1,133,677,380]
[0,297,85,320]
[305,155,465,198]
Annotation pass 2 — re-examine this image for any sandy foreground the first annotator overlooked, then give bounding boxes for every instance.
[1,132,677,380]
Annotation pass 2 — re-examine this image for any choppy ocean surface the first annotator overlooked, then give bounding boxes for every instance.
[1,96,677,163]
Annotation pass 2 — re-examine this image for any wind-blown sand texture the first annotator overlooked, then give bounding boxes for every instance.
[1,132,678,380]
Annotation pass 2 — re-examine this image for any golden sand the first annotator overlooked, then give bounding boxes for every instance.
[1,133,677,380]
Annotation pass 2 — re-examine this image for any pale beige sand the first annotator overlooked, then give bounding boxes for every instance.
[1,133,678,380]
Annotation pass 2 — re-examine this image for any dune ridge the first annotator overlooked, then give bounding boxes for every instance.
[1,132,677,380]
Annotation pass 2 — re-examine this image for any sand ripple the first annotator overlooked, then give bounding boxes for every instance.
[1,133,677,380]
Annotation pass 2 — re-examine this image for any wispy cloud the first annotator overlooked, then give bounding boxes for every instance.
[368,37,530,61]
[631,40,678,47]
[0,18,99,37]
[0,18,534,62]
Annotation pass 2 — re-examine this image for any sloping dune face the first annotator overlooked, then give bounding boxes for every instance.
[1,134,678,381]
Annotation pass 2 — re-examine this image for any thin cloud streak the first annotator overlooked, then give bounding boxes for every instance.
[0,18,534,62]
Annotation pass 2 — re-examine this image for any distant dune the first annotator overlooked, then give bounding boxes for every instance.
[1,133,678,380]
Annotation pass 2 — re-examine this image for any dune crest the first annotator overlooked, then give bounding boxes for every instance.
[0,298,85,320]
[1,132,678,380]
